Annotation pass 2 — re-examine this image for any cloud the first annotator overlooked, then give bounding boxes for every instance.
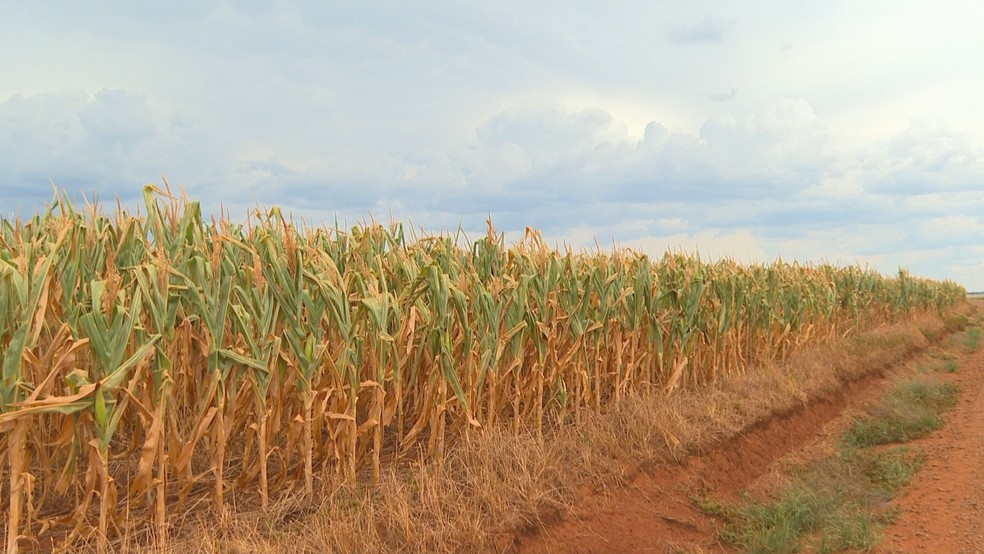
[4,90,981,287]
[78,89,156,146]
[475,106,621,162]
[916,215,984,247]
[708,87,737,102]
[625,229,772,264]
[446,99,853,215]
[665,16,734,45]
[865,121,984,194]
[0,89,229,208]
[2,3,984,289]
[252,96,979,262]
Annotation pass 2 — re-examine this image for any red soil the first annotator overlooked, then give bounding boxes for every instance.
[877,316,984,553]
[506,373,886,553]
[507,304,984,554]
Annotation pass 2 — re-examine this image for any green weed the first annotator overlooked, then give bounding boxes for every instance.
[700,375,955,553]
[962,326,981,352]
[843,379,959,448]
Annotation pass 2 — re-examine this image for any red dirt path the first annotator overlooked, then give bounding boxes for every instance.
[877,304,984,553]
[507,303,984,554]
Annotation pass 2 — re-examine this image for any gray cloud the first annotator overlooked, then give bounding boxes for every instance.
[0,89,231,208]
[3,87,982,288]
[2,3,984,289]
[78,90,156,147]
[865,122,984,195]
[709,87,738,102]
[665,16,734,45]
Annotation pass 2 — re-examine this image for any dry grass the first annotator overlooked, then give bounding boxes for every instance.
[117,309,959,554]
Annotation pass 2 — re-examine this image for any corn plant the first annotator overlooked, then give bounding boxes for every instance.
[0,186,967,552]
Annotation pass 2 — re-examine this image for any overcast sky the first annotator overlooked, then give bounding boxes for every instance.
[2,2,984,289]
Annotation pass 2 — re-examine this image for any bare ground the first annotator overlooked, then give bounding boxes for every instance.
[510,304,984,554]
[877,305,984,553]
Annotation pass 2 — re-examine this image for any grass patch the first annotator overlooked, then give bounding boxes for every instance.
[843,379,960,448]
[858,447,925,493]
[962,326,981,352]
[942,359,960,373]
[944,313,970,333]
[706,447,923,553]
[701,375,957,553]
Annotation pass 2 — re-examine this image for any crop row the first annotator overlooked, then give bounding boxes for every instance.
[0,186,964,552]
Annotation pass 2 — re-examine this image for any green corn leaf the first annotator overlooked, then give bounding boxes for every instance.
[218,348,269,373]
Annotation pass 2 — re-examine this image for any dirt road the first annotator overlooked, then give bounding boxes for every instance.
[511,304,984,553]
[877,308,984,553]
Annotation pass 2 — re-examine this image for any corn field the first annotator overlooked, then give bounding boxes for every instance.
[0,186,965,552]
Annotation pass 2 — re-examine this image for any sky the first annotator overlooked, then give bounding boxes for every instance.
[2,1,984,289]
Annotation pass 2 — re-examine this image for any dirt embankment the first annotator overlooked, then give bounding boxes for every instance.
[511,304,984,554]
[510,370,884,554]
